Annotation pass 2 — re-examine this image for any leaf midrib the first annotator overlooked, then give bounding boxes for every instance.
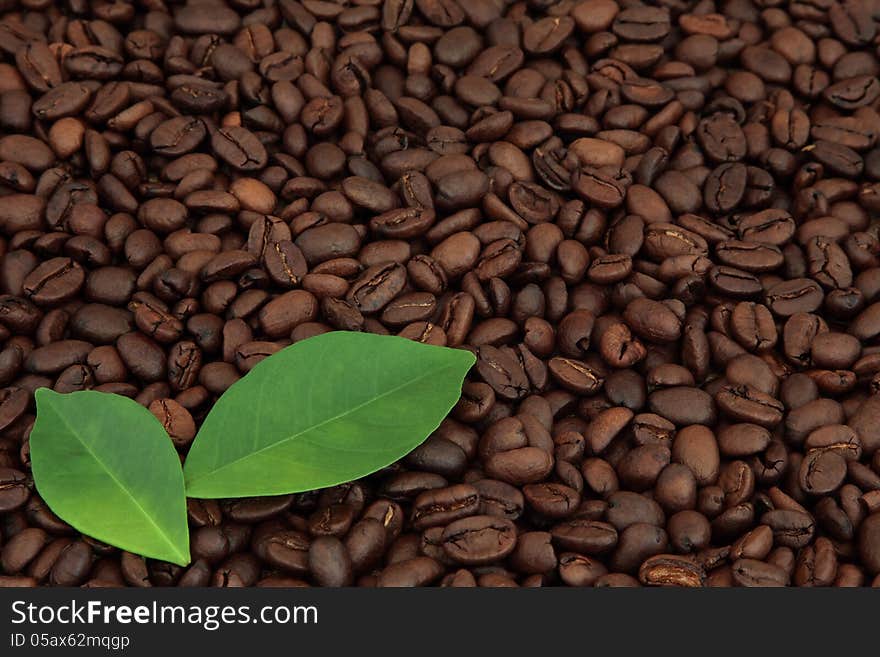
[45,398,186,563]
[185,360,462,488]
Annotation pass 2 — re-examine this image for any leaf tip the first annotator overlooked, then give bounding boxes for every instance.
[169,547,192,567]
[445,345,476,373]
[34,386,57,406]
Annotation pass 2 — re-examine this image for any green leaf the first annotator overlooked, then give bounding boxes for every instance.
[184,331,475,498]
[30,389,190,566]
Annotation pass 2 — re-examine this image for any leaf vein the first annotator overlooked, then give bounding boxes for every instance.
[185,361,461,486]
[46,400,185,562]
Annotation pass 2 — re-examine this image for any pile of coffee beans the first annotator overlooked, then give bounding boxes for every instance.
[1,0,880,587]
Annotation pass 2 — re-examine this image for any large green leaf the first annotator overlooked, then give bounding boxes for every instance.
[30,389,190,566]
[184,331,475,498]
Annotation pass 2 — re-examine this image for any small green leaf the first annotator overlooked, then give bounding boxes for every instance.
[184,331,475,498]
[30,389,190,566]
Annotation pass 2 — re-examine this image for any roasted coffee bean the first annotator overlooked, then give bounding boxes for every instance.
[704,164,747,214]
[25,341,92,375]
[376,556,444,587]
[548,357,604,395]
[639,554,706,587]
[624,298,682,343]
[148,398,196,448]
[71,304,133,344]
[474,345,530,401]
[670,425,720,487]
[344,519,386,574]
[523,483,581,519]
[716,385,785,428]
[551,519,618,555]
[485,446,554,486]
[718,424,771,458]
[0,388,29,433]
[116,332,166,382]
[716,241,784,273]
[411,484,480,529]
[258,290,318,338]
[799,448,847,495]
[698,114,746,163]
[308,504,355,538]
[472,479,524,520]
[649,387,716,426]
[860,513,880,575]
[572,166,629,208]
[346,263,406,314]
[732,558,790,587]
[440,515,517,565]
[611,523,669,573]
[763,509,815,549]
[708,266,763,298]
[509,531,557,575]
[150,117,206,156]
[308,536,352,587]
[0,467,30,513]
[730,303,777,352]
[211,127,267,172]
[1,527,47,574]
[22,258,85,306]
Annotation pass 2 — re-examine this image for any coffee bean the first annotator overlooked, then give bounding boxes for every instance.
[639,554,706,587]
[472,479,524,520]
[210,127,267,172]
[25,341,92,375]
[716,241,784,273]
[732,558,790,586]
[548,357,604,395]
[148,398,196,448]
[307,536,351,587]
[22,258,85,306]
[376,556,444,587]
[624,298,682,343]
[649,387,716,426]
[718,424,771,458]
[611,523,669,573]
[346,263,406,314]
[708,266,763,297]
[729,302,777,352]
[509,531,557,574]
[116,332,166,382]
[411,484,480,529]
[551,519,618,555]
[150,116,206,156]
[799,448,847,495]
[0,467,30,513]
[572,166,629,208]
[716,384,785,427]
[1,527,47,574]
[698,113,746,163]
[71,304,134,344]
[762,509,815,549]
[49,541,92,587]
[257,290,318,338]
[523,483,581,519]
[437,515,516,565]
[0,387,29,432]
